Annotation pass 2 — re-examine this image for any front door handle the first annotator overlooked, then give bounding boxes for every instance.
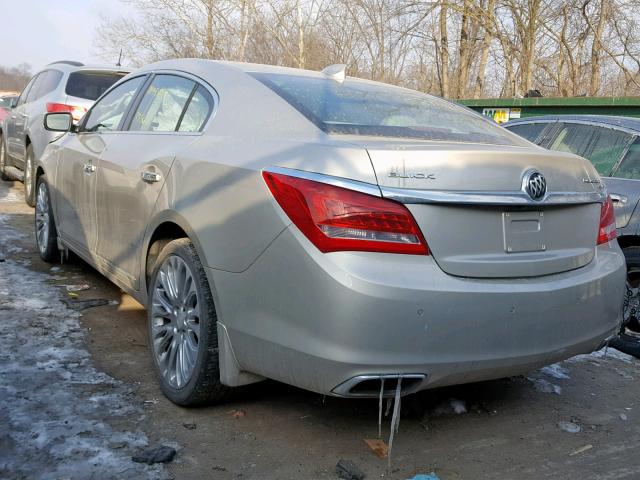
[610,193,628,204]
[83,163,96,174]
[141,170,162,183]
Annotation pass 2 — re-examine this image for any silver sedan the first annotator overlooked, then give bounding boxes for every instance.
[36,60,626,405]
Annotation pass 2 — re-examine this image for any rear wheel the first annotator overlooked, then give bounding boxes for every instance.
[24,144,35,206]
[148,238,232,406]
[623,246,640,332]
[0,135,10,181]
[35,175,59,262]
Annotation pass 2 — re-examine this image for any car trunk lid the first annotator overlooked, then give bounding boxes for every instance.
[359,139,604,278]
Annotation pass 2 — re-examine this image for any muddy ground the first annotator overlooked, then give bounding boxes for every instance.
[1,177,640,480]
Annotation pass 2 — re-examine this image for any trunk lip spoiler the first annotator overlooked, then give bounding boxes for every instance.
[264,166,606,206]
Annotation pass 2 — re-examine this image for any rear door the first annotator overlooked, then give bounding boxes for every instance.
[56,75,147,257]
[95,73,214,289]
[609,136,640,229]
[7,73,41,161]
[548,122,634,228]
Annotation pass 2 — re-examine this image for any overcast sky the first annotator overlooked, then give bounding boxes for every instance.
[0,0,132,72]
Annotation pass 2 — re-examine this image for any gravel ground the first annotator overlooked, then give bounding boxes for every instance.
[2,178,640,480]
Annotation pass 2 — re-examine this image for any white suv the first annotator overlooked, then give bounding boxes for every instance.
[0,61,129,205]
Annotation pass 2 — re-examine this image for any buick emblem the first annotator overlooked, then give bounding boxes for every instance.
[522,170,547,200]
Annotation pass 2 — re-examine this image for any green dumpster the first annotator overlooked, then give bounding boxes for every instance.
[458,97,640,123]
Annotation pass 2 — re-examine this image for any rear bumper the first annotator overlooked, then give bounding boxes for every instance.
[209,227,626,396]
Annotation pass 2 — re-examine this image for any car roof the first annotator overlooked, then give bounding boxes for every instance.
[505,114,640,132]
[41,61,132,75]
[136,58,424,92]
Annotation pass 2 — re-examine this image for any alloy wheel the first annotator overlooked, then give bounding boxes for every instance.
[151,255,201,389]
[35,182,50,254]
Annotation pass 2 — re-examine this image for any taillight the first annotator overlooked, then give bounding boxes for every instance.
[597,195,617,245]
[46,102,87,122]
[263,171,429,255]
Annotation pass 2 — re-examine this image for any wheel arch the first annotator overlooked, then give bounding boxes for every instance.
[141,211,213,301]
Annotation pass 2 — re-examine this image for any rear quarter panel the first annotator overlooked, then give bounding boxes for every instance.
[146,65,377,275]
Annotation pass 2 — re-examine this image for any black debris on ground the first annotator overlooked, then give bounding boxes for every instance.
[132,445,177,465]
[336,459,365,480]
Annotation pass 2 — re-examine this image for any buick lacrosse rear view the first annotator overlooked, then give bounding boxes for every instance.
[37,60,626,405]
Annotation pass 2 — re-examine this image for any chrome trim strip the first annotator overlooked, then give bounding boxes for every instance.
[264,166,606,206]
[263,166,383,197]
[381,186,606,206]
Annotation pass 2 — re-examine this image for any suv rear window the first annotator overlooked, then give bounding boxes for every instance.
[250,72,527,146]
[65,71,127,101]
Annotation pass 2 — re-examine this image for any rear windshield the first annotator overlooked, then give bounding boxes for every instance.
[251,72,526,145]
[65,71,127,101]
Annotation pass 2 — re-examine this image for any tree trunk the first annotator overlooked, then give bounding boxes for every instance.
[473,0,494,98]
[589,0,608,96]
[205,0,215,58]
[439,2,449,97]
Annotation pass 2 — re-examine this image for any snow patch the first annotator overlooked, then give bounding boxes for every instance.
[0,217,169,479]
[540,363,570,380]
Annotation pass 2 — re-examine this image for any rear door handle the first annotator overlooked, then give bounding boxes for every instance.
[141,170,162,183]
[83,163,96,174]
[610,193,628,204]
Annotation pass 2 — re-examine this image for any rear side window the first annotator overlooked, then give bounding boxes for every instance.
[250,72,528,146]
[178,86,213,132]
[34,70,63,99]
[505,123,547,143]
[129,75,195,132]
[614,137,640,179]
[66,71,127,101]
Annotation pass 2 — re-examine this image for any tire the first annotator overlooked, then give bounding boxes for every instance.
[147,238,232,406]
[0,134,10,181]
[24,144,35,207]
[35,175,59,262]
[623,246,640,332]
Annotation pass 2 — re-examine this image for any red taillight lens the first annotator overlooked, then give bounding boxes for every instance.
[46,102,87,122]
[597,195,617,245]
[263,171,429,255]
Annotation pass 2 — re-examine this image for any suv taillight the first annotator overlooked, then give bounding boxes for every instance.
[263,171,429,255]
[46,102,87,122]
[597,195,617,245]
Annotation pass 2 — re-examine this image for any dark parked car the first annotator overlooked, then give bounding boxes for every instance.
[505,115,640,329]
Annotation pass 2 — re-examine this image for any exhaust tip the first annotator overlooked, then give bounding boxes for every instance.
[332,374,427,398]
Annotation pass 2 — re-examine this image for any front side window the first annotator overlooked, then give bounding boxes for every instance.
[585,127,632,176]
[614,137,640,179]
[129,75,195,132]
[84,76,146,132]
[17,75,38,106]
[549,123,632,175]
[178,86,213,132]
[250,72,528,146]
[505,122,547,144]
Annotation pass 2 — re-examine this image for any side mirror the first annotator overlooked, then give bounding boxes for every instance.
[44,112,73,132]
